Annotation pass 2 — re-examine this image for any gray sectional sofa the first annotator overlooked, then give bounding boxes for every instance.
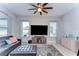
[0,36,21,56]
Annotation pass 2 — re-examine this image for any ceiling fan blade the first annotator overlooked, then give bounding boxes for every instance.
[37,3,41,5]
[40,12,42,15]
[42,10,48,13]
[30,4,37,7]
[42,3,48,7]
[44,7,53,9]
[33,11,37,14]
[28,8,36,10]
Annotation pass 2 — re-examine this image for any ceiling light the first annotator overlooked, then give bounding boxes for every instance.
[29,3,53,15]
[37,8,42,12]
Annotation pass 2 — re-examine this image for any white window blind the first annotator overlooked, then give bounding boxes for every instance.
[22,21,30,37]
[49,22,57,37]
[0,18,8,37]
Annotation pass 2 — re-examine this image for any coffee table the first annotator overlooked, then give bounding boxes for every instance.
[9,45,37,56]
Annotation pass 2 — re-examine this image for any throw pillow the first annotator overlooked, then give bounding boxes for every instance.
[10,36,17,43]
[5,40,12,44]
[0,41,7,47]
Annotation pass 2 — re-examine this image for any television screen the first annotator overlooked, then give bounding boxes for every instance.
[31,25,48,35]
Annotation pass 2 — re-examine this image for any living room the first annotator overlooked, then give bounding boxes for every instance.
[0,2,79,56]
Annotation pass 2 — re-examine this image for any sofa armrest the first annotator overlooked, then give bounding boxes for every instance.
[17,39,21,44]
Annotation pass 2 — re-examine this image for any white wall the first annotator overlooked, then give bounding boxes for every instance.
[15,16,62,44]
[0,5,62,44]
[16,16,61,38]
[62,5,79,37]
[0,5,62,43]
[56,18,64,44]
[60,5,79,52]
[17,16,60,25]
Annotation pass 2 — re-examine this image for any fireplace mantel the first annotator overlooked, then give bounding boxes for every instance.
[32,36,46,44]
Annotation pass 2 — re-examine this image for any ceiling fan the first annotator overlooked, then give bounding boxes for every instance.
[28,3,53,15]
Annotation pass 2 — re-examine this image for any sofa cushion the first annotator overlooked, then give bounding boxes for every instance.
[0,44,13,53]
[0,41,5,47]
[0,47,7,53]
[0,36,21,56]
[0,42,20,56]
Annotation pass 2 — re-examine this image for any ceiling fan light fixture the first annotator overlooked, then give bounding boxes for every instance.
[29,3,53,15]
[38,4,41,7]
[37,8,42,12]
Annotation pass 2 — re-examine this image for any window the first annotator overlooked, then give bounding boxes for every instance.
[0,18,8,37]
[22,21,30,37]
[0,11,8,37]
[49,22,57,37]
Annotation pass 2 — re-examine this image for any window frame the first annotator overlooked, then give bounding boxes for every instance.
[21,20,30,37]
[49,21,57,38]
[0,11,9,37]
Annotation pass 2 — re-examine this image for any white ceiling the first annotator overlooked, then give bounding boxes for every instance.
[0,3,79,17]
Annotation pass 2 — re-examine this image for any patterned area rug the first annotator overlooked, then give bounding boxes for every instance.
[37,45,62,56]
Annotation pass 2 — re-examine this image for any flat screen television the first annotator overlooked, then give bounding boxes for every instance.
[31,25,48,35]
